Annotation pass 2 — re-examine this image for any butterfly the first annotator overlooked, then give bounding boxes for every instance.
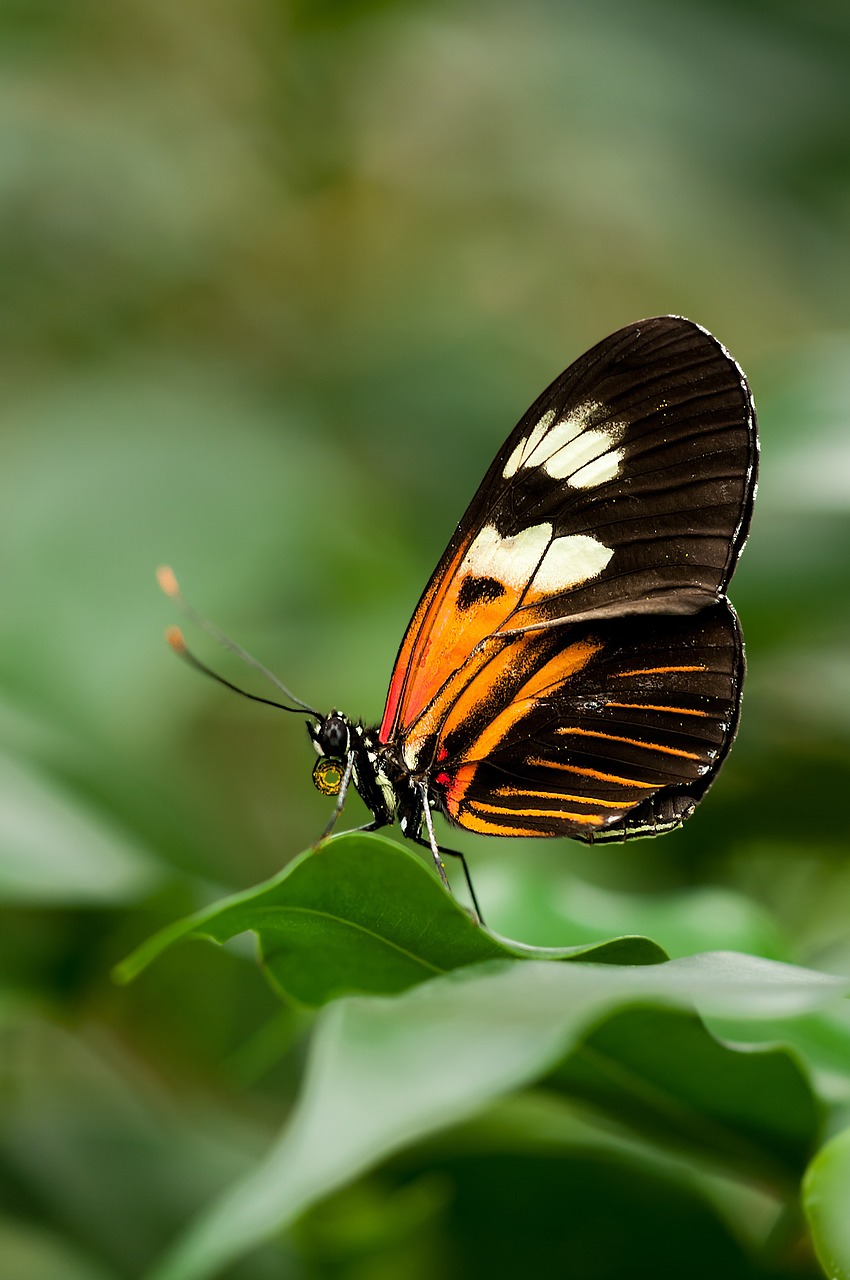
[162,316,757,920]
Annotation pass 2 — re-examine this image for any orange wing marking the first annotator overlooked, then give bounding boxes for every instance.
[525,757,656,789]
[495,786,625,809]
[605,701,710,717]
[402,635,527,771]
[379,540,472,739]
[437,637,603,796]
[469,800,606,826]
[555,726,703,761]
[382,524,559,738]
[455,811,542,837]
[612,665,707,678]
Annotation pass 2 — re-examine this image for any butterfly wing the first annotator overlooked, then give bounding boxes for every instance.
[378,315,757,840]
[434,602,743,840]
[380,316,757,763]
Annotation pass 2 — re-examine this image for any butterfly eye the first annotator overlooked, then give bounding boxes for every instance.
[313,757,343,797]
[317,713,350,757]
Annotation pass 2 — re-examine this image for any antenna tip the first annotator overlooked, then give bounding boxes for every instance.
[157,565,180,598]
[165,625,187,655]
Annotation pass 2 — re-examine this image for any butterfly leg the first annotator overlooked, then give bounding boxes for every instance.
[415,787,484,925]
[317,819,387,845]
[318,749,357,842]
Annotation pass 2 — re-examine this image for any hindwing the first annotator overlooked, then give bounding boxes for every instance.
[432,603,743,840]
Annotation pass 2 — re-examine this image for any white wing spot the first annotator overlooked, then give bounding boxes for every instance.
[502,442,524,480]
[504,400,624,481]
[526,409,587,469]
[461,522,552,592]
[524,410,556,458]
[568,446,624,488]
[502,409,555,479]
[546,421,626,481]
[533,534,614,592]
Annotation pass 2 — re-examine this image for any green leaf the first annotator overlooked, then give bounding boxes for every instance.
[705,1004,850,1094]
[804,1124,850,1279]
[115,833,667,1005]
[479,860,788,960]
[549,1004,819,1187]
[147,953,842,1280]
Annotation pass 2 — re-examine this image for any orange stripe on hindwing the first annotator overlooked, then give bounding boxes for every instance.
[612,665,707,678]
[605,701,710,718]
[555,725,703,761]
[399,632,518,771]
[468,800,606,826]
[454,809,542,837]
[525,757,656,789]
[440,637,601,783]
[494,786,625,808]
[439,636,603,816]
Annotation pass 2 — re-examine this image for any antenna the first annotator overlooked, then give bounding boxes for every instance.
[158,567,321,720]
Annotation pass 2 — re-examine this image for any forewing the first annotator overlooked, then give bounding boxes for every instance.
[435,602,743,840]
[380,317,757,743]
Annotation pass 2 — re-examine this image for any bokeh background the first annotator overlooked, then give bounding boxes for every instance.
[3,1,850,1276]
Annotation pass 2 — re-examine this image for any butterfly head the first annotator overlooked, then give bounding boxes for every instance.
[309,710,350,757]
[308,711,352,797]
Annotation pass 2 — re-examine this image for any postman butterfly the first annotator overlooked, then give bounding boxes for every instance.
[162,316,757,920]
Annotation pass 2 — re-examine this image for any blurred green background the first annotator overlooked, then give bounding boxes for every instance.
[3,0,850,1276]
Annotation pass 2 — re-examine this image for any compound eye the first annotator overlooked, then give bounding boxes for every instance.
[313,757,343,796]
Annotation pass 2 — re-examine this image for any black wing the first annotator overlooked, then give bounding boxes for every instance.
[474,314,757,624]
[381,316,757,750]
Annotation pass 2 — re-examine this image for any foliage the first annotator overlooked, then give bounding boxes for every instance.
[4,1,850,1278]
[115,834,668,1003]
[120,834,844,1279]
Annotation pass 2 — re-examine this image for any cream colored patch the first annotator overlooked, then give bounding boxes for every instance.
[502,442,524,480]
[524,412,583,469]
[502,409,555,478]
[523,410,556,459]
[569,447,624,488]
[504,402,623,480]
[460,522,552,592]
[544,425,624,480]
[533,534,614,592]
